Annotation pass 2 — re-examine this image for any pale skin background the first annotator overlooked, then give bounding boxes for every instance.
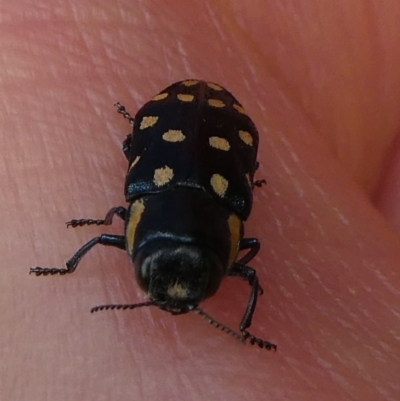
[1,1,400,400]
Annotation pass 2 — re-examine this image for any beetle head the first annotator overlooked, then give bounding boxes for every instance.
[133,240,224,314]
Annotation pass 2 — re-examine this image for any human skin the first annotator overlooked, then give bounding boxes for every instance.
[1,1,400,400]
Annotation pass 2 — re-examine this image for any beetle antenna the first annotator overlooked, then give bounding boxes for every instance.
[114,102,135,125]
[91,301,155,313]
[194,307,243,342]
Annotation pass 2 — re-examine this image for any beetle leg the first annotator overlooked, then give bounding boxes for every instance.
[231,264,277,351]
[30,234,125,276]
[122,134,132,160]
[236,266,259,331]
[66,206,127,228]
[242,330,277,351]
[232,238,263,294]
[253,162,267,187]
[115,102,134,160]
[253,179,266,188]
[114,102,134,125]
[237,237,260,265]
[229,263,264,296]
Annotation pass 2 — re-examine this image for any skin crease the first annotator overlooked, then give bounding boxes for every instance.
[1,0,400,400]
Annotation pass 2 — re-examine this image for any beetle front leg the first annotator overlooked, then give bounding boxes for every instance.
[30,234,125,276]
[237,237,260,265]
[235,265,260,332]
[231,238,263,294]
[67,206,127,228]
[233,264,277,351]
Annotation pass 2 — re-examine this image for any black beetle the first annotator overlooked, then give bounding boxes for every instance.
[31,80,276,351]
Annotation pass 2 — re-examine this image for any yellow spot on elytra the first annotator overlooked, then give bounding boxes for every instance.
[233,104,246,115]
[209,136,230,151]
[126,199,145,255]
[208,99,225,108]
[140,116,159,129]
[239,130,253,146]
[182,80,198,86]
[210,174,228,197]
[228,213,242,266]
[162,130,186,142]
[177,94,194,102]
[152,92,168,101]
[167,283,189,298]
[207,82,224,91]
[128,156,141,171]
[153,166,174,186]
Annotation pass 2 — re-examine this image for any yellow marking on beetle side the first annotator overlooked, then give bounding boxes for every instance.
[177,94,194,102]
[245,173,252,187]
[182,80,198,86]
[208,99,225,108]
[152,92,168,101]
[239,130,253,146]
[167,283,189,299]
[228,213,242,266]
[128,155,141,171]
[163,306,183,313]
[140,116,159,130]
[207,82,224,91]
[126,199,145,255]
[233,104,246,115]
[153,166,174,187]
[162,129,186,142]
[209,136,230,151]
[210,174,228,197]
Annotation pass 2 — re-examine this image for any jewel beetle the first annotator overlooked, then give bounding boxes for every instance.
[30,80,276,351]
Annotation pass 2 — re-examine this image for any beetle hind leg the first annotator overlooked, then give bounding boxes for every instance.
[253,162,266,188]
[122,134,132,160]
[114,102,134,125]
[253,179,266,188]
[114,102,134,159]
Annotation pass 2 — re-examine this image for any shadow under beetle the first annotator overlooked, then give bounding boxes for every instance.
[30,80,276,351]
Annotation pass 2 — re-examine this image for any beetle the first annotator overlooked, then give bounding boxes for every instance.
[30,80,276,351]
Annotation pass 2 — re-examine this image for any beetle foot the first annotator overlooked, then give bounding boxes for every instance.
[66,219,106,227]
[241,330,277,351]
[29,267,69,276]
